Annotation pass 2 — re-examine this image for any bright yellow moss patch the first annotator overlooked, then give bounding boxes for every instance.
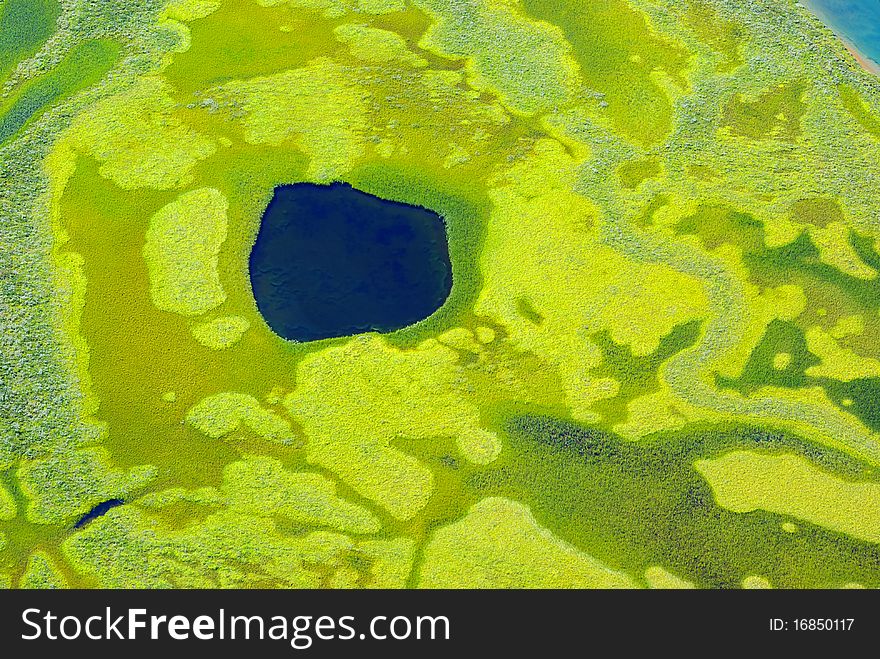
[418,497,636,588]
[143,187,229,316]
[804,326,880,381]
[644,565,695,589]
[19,552,68,589]
[187,392,295,444]
[773,352,792,370]
[334,24,428,66]
[192,315,250,349]
[829,314,864,339]
[712,283,807,379]
[162,0,221,22]
[414,0,580,115]
[810,223,879,280]
[742,575,772,589]
[215,58,367,180]
[222,458,381,534]
[476,139,709,420]
[284,335,501,520]
[258,0,405,17]
[695,450,880,544]
[0,483,16,521]
[475,326,496,343]
[63,77,216,189]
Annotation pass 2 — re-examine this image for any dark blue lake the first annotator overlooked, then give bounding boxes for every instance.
[249,183,453,342]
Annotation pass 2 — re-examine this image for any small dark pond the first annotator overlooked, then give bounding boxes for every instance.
[73,499,124,528]
[249,183,453,342]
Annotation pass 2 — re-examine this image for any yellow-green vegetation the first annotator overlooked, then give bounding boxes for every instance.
[696,450,880,544]
[62,77,217,189]
[644,566,695,589]
[283,335,500,519]
[721,82,807,140]
[418,497,635,588]
[144,187,229,315]
[679,0,743,72]
[192,315,251,349]
[2,0,880,589]
[334,23,428,66]
[0,485,16,521]
[19,551,68,589]
[187,392,294,444]
[839,84,880,138]
[220,458,382,534]
[414,0,580,115]
[0,0,60,80]
[742,575,772,589]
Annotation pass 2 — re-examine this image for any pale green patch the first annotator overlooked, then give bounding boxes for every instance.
[161,0,221,22]
[137,486,224,508]
[192,315,250,349]
[742,575,772,589]
[773,352,791,370]
[284,336,501,520]
[258,0,405,16]
[63,505,412,588]
[0,482,16,520]
[419,497,637,588]
[413,0,580,115]
[19,552,68,589]
[475,326,496,343]
[804,326,880,381]
[696,451,880,544]
[214,58,367,180]
[644,565,694,589]
[187,392,295,444]
[334,24,428,66]
[143,188,229,316]
[63,77,216,189]
[829,315,864,339]
[222,458,381,534]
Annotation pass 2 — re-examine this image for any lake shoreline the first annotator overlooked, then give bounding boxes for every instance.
[801,0,880,76]
[844,41,880,76]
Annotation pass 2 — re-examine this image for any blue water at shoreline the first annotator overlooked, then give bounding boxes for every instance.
[803,0,880,70]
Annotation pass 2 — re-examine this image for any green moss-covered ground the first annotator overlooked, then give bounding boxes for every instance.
[1,0,880,588]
